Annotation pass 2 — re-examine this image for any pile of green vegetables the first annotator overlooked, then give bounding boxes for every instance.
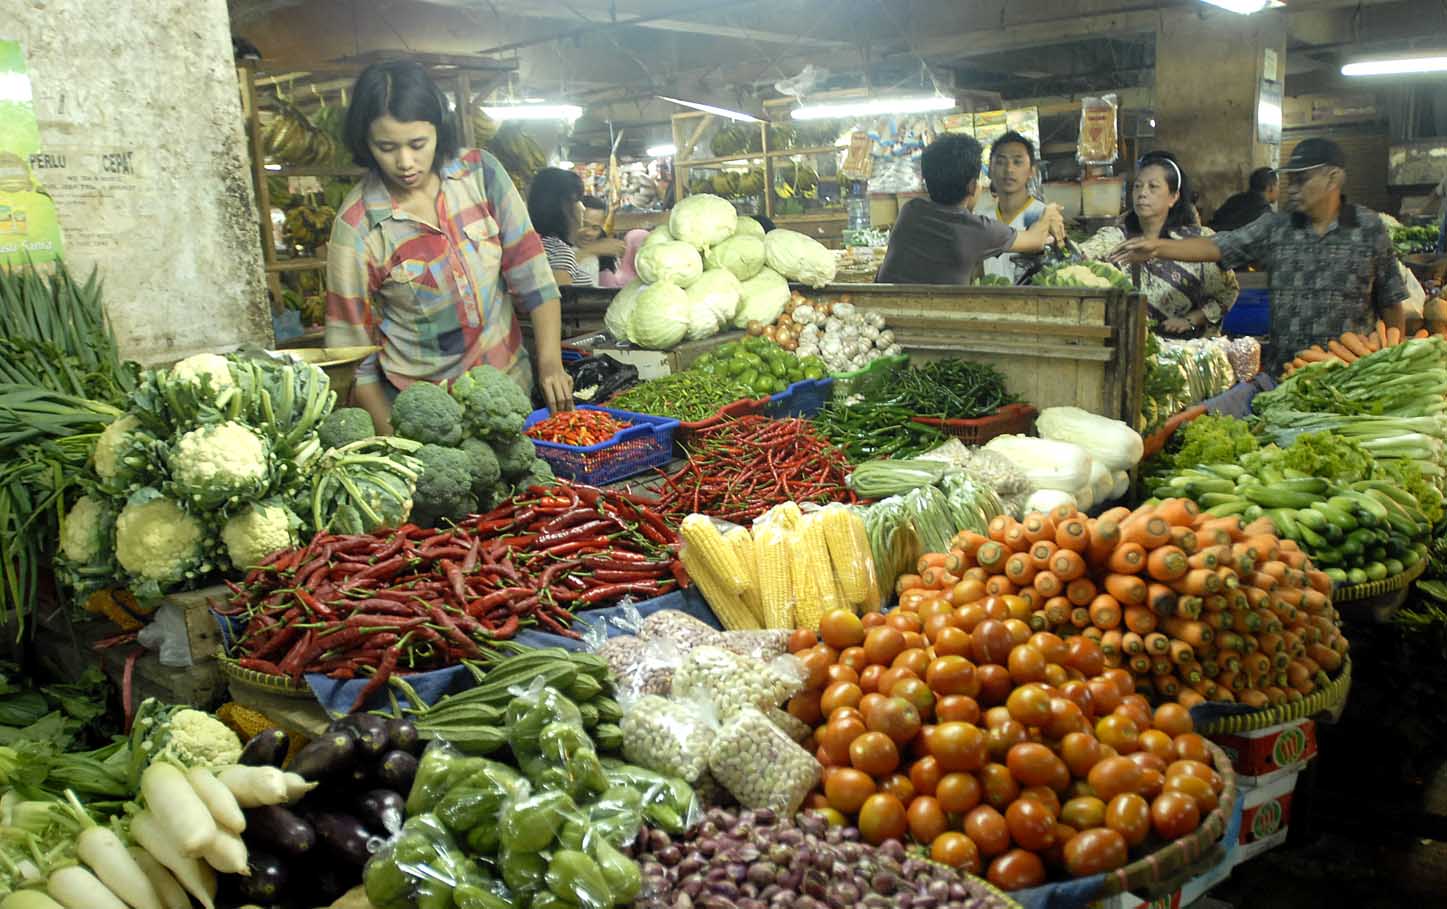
[364,652,695,909]
[0,264,133,634]
[691,335,827,397]
[608,369,758,423]
[1391,224,1438,257]
[1031,260,1132,290]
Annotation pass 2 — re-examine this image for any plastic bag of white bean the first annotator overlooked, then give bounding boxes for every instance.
[707,707,820,813]
[767,706,813,745]
[589,627,682,701]
[619,694,717,783]
[718,629,792,661]
[638,609,725,652]
[670,645,806,718]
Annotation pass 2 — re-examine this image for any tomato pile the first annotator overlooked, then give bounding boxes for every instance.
[780,595,1228,891]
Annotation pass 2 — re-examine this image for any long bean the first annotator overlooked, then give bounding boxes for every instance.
[812,400,947,462]
[609,371,756,423]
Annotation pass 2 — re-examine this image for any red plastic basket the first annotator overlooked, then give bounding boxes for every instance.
[910,403,1038,445]
[674,396,770,446]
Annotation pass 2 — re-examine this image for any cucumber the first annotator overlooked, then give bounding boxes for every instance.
[1365,561,1389,582]
[1311,501,1357,532]
[1266,509,1301,541]
[1205,500,1251,517]
[1244,504,1264,521]
[1325,567,1349,584]
[1243,485,1323,510]
[1386,558,1405,576]
[1347,568,1369,585]
[1199,492,1243,508]
[1275,477,1329,495]
[1294,508,1328,532]
[1296,524,1328,550]
[1201,464,1247,480]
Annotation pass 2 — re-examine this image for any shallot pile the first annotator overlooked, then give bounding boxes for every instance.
[748,293,902,374]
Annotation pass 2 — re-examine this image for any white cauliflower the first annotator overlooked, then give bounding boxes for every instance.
[114,491,207,591]
[169,353,234,390]
[168,421,271,509]
[59,495,113,564]
[222,501,300,569]
[93,413,142,482]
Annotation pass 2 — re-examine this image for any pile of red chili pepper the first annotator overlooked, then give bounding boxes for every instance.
[526,409,632,446]
[220,483,684,708]
[654,416,858,524]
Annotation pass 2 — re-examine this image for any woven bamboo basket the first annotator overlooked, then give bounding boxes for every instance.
[1331,559,1426,622]
[217,652,314,699]
[1191,656,1353,736]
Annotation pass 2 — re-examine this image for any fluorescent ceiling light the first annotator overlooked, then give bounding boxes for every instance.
[657,96,762,122]
[646,143,678,157]
[790,95,954,121]
[482,102,583,122]
[264,163,283,171]
[1200,0,1283,13]
[1342,55,1447,77]
[555,161,575,169]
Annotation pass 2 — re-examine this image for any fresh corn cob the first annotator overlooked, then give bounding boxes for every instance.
[802,512,843,619]
[823,505,874,607]
[681,514,748,596]
[790,520,825,631]
[680,546,760,631]
[725,526,765,624]
[753,522,795,629]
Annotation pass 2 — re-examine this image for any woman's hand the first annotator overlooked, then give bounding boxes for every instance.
[1162,317,1192,334]
[1109,237,1161,266]
[537,358,575,413]
[582,238,628,258]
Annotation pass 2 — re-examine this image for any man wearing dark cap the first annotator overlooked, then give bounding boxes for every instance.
[1112,139,1405,372]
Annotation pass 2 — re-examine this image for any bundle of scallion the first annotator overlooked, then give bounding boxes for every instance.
[0,263,131,404]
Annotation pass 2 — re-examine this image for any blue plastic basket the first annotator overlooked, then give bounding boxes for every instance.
[765,377,836,418]
[1222,288,1270,336]
[524,405,679,485]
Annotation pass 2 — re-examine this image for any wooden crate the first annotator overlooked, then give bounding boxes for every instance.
[159,585,228,665]
[33,617,225,708]
[798,283,1147,426]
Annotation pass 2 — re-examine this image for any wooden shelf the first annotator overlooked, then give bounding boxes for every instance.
[768,145,843,157]
[675,153,765,168]
[263,165,365,178]
[268,257,326,273]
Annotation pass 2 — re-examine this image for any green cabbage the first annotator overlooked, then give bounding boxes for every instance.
[763,229,837,288]
[628,283,690,349]
[642,224,674,248]
[605,280,645,342]
[733,267,790,329]
[686,269,742,329]
[731,217,766,240]
[704,235,766,281]
[635,241,703,288]
[669,193,738,250]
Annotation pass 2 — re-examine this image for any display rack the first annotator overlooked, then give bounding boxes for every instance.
[237,54,515,283]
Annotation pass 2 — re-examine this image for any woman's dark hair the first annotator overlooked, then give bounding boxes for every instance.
[921,135,983,207]
[750,214,777,233]
[1249,167,1277,194]
[1126,151,1194,235]
[344,61,461,172]
[528,168,585,241]
[580,195,607,212]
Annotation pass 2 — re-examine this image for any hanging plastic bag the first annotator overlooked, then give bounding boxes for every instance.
[1077,94,1119,166]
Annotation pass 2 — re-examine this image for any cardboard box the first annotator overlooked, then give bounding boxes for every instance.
[1082,177,1124,218]
[1237,769,1298,862]
[1210,718,1317,785]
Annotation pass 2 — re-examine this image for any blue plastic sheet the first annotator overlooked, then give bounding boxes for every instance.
[1199,372,1277,420]
[1011,786,1246,909]
[215,587,718,718]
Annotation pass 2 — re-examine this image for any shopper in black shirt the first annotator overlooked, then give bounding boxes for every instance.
[1209,167,1278,231]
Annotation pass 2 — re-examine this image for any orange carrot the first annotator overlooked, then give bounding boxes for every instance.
[1120,514,1171,549]
[1088,594,1123,629]
[1028,610,1049,631]
[1154,498,1199,528]
[1003,523,1030,553]
[1388,325,1401,346]
[1018,586,1041,611]
[1327,339,1356,362]
[1043,596,1072,626]
[1021,512,1056,544]
[953,531,990,561]
[1087,519,1121,568]
[1376,319,1389,346]
[1123,605,1157,635]
[1365,330,1381,352]
[1163,617,1214,648]
[1147,583,1178,616]
[1341,332,1371,358]
[1054,518,1089,553]
[975,541,1008,573]
[1121,631,1146,654]
[1104,573,1147,605]
[1416,328,1431,339]
[1146,545,1189,582]
[1299,348,1330,362]
[1048,503,1077,525]
[1100,629,1124,657]
[1178,688,1206,709]
[1107,542,1147,574]
[1098,506,1132,525]
[1081,625,1104,644]
[1033,570,1063,598]
[1030,539,1059,570]
[1129,653,1153,675]
[985,575,1018,597]
[1168,526,1199,554]
[1051,549,1088,582]
[1066,576,1097,607]
[1173,568,1221,596]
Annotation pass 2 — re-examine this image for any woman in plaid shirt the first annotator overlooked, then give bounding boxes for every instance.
[325,61,573,432]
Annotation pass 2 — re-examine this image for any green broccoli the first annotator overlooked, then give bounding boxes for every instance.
[450,365,534,440]
[393,382,464,446]
[494,433,541,482]
[411,444,476,528]
[318,407,376,450]
[460,437,503,499]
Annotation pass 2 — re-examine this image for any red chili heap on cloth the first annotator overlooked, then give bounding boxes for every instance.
[655,416,857,524]
[526,409,632,446]
[222,483,684,705]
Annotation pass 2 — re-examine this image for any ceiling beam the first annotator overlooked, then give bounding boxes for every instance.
[417,0,851,50]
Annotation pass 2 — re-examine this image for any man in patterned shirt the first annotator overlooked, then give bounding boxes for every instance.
[1112,139,1405,372]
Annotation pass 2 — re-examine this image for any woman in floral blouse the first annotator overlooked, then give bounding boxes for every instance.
[1079,151,1239,337]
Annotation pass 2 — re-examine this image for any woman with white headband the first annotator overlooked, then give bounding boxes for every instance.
[1079,151,1239,337]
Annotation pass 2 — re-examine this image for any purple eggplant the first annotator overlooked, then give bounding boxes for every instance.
[375,749,418,792]
[245,805,315,857]
[238,728,289,767]
[384,718,420,754]
[237,851,288,902]
[335,714,389,759]
[356,789,404,835]
[288,729,357,780]
[311,811,376,866]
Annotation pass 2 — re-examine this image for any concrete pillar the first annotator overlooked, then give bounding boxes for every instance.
[1152,8,1288,220]
[1,0,270,363]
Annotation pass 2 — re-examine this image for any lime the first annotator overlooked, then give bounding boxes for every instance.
[751,375,776,395]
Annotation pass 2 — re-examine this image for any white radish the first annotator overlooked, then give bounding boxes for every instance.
[0,891,66,909]
[281,772,317,802]
[140,763,216,856]
[128,811,217,909]
[76,830,163,909]
[126,849,189,909]
[46,865,128,909]
[198,827,249,876]
[216,765,288,807]
[186,768,245,834]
